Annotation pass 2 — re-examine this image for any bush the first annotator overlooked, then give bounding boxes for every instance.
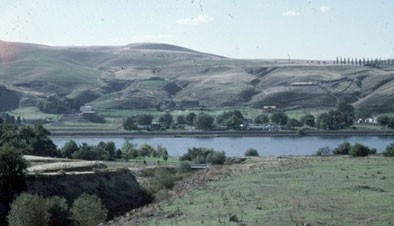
[71,194,108,226]
[154,168,175,189]
[180,147,225,164]
[207,151,226,164]
[177,161,192,173]
[383,143,394,157]
[315,146,332,156]
[244,148,259,157]
[46,196,71,226]
[349,143,370,157]
[333,142,351,155]
[7,193,50,226]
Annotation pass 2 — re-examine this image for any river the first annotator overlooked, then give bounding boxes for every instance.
[51,136,394,157]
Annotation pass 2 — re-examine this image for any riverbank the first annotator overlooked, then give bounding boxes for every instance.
[49,129,394,138]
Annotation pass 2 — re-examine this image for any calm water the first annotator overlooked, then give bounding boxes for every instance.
[51,136,394,157]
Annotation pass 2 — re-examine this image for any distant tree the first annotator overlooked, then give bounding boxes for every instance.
[286,118,303,128]
[71,194,108,226]
[16,116,21,125]
[317,111,353,130]
[388,118,394,129]
[194,113,214,130]
[61,140,79,158]
[254,114,269,124]
[336,57,339,64]
[301,114,315,127]
[0,117,3,124]
[226,115,244,130]
[270,112,288,125]
[162,150,169,161]
[349,143,370,157]
[136,114,153,126]
[138,144,155,157]
[336,101,354,114]
[244,148,259,157]
[159,113,173,129]
[176,115,187,125]
[121,141,137,161]
[377,115,391,126]
[123,117,138,130]
[185,112,196,126]
[333,142,351,155]
[156,144,167,158]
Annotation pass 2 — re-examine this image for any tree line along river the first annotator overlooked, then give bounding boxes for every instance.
[51,136,394,157]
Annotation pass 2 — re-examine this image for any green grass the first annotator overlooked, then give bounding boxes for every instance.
[139,80,168,89]
[127,156,394,225]
[6,107,58,120]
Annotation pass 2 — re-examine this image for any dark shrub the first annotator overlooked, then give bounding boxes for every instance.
[207,151,226,164]
[71,194,108,226]
[46,196,71,226]
[180,147,225,164]
[383,143,394,157]
[177,161,192,173]
[315,146,332,156]
[333,142,351,155]
[244,148,259,157]
[349,143,370,157]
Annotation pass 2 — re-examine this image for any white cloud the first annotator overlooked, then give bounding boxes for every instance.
[176,15,214,25]
[282,11,300,17]
[320,6,330,13]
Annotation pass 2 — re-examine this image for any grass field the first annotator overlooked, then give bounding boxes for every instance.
[117,156,394,226]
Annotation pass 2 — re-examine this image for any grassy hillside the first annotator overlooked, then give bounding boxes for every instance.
[107,156,394,225]
[1,41,394,113]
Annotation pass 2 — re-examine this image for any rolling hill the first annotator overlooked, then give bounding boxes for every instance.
[1,40,394,113]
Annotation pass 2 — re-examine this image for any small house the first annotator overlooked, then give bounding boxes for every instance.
[80,105,94,112]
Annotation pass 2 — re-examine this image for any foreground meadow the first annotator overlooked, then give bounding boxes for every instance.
[108,156,394,226]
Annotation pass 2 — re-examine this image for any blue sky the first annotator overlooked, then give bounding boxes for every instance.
[0,0,393,59]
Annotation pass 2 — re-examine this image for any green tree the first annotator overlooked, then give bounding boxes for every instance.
[333,142,351,155]
[123,117,138,130]
[71,194,108,226]
[159,113,173,129]
[185,112,196,125]
[121,141,138,161]
[286,118,303,128]
[377,115,391,126]
[176,115,187,125]
[0,144,28,198]
[349,143,370,157]
[270,112,288,125]
[301,114,315,127]
[136,114,154,125]
[194,113,214,130]
[226,115,244,130]
[254,114,269,124]
[61,140,79,158]
[317,111,353,130]
[138,144,155,157]
[244,148,259,156]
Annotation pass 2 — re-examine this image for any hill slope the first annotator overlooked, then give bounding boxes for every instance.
[1,41,394,112]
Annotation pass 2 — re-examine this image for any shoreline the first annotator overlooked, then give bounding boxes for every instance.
[48,129,394,138]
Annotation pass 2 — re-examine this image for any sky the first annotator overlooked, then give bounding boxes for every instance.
[0,0,393,60]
